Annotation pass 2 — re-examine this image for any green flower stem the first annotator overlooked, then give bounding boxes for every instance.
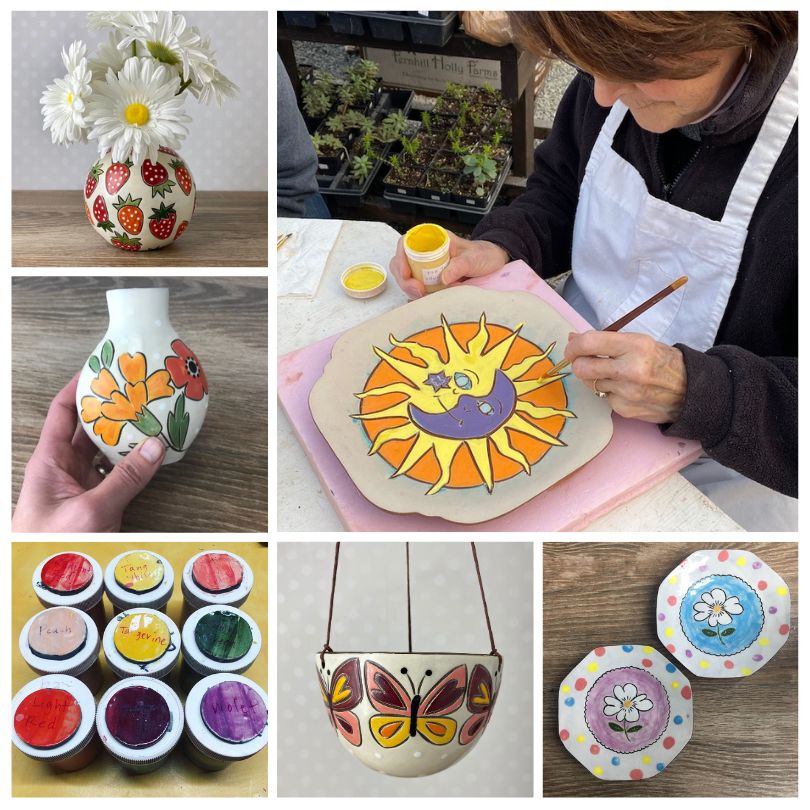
[176,77,193,95]
[623,719,630,742]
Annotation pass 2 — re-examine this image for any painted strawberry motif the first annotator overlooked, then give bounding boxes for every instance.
[93,196,115,231]
[113,194,144,234]
[106,158,133,194]
[174,220,189,240]
[158,146,179,157]
[85,161,103,198]
[170,159,193,195]
[149,202,177,240]
[111,231,142,251]
[141,159,176,198]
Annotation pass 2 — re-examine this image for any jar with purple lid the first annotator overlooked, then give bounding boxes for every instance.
[96,676,184,774]
[33,551,106,636]
[183,673,268,771]
[104,549,175,614]
[19,607,103,694]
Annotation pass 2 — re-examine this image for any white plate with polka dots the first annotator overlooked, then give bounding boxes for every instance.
[656,548,791,678]
[558,645,693,781]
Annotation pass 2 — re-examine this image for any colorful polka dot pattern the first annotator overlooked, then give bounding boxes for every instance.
[559,645,693,780]
[656,549,791,679]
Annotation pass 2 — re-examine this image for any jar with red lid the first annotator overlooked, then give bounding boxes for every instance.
[180,550,253,624]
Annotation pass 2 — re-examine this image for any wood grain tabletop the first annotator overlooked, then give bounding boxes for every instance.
[12,276,268,532]
[12,190,268,267]
[543,542,797,797]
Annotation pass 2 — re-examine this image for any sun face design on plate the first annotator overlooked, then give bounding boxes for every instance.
[351,313,575,494]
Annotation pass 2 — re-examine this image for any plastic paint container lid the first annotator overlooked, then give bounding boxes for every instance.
[12,675,97,763]
[103,608,180,679]
[104,549,175,611]
[185,674,268,762]
[182,550,253,610]
[340,262,388,299]
[33,552,104,612]
[96,676,183,766]
[20,607,100,678]
[182,605,262,677]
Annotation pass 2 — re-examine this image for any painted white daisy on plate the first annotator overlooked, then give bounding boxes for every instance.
[40,40,93,146]
[86,56,191,165]
[692,587,744,627]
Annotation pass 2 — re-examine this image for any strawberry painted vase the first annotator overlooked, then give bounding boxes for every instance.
[76,288,208,465]
[84,146,195,252]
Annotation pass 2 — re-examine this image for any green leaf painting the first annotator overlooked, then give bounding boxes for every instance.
[702,629,718,637]
[101,339,114,369]
[88,355,101,374]
[720,627,736,637]
[167,393,189,450]
[132,405,162,437]
[608,722,623,732]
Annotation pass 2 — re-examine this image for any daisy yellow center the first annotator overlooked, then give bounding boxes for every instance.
[712,604,724,614]
[125,102,150,126]
[66,92,74,105]
[623,699,633,709]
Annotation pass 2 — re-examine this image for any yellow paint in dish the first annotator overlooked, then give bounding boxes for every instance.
[344,265,385,291]
[114,551,164,593]
[114,612,171,663]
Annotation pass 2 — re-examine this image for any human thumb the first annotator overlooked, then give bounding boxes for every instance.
[441,255,474,286]
[92,437,165,515]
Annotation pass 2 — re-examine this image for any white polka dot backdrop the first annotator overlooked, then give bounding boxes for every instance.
[12,11,267,191]
[277,542,533,797]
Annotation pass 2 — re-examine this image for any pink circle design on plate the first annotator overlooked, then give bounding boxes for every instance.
[200,681,267,743]
[192,553,244,594]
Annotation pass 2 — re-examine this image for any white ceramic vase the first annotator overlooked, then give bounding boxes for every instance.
[84,147,195,252]
[76,288,208,465]
[316,652,502,777]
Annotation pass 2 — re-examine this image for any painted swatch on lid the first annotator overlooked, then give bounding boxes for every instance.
[114,612,171,663]
[40,553,94,595]
[105,685,170,749]
[114,551,165,593]
[28,607,87,660]
[192,553,244,594]
[200,681,267,743]
[194,611,253,662]
[14,688,82,748]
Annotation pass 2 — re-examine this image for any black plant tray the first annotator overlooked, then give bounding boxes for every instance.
[326,11,458,46]
[281,11,321,28]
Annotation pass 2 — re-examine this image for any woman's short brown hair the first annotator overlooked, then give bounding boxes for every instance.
[508,11,797,81]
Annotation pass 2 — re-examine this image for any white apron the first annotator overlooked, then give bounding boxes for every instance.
[563,57,798,530]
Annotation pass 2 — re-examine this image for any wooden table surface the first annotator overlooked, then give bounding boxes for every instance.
[543,542,797,797]
[12,276,268,532]
[11,541,268,797]
[12,191,268,267]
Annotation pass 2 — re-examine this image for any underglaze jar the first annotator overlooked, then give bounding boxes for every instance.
[32,551,106,637]
[180,605,262,693]
[12,675,101,771]
[183,673,268,771]
[19,607,103,694]
[315,652,502,777]
[181,550,254,621]
[104,549,175,614]
[96,677,184,773]
[103,608,180,680]
[76,288,209,466]
[84,147,195,252]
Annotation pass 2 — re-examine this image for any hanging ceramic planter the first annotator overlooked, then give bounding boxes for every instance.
[75,287,209,465]
[315,543,503,777]
[84,147,196,252]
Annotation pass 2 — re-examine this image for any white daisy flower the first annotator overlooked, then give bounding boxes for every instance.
[88,31,129,83]
[603,683,654,723]
[693,587,744,627]
[40,40,93,146]
[184,29,239,106]
[85,57,191,165]
[87,11,152,33]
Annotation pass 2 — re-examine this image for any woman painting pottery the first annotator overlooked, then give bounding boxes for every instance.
[390,12,797,530]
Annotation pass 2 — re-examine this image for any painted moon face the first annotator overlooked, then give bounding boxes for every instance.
[408,369,517,440]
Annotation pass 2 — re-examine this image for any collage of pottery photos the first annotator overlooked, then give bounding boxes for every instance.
[3,6,802,807]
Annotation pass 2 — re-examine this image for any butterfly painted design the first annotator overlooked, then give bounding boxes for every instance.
[459,663,498,745]
[317,657,362,746]
[365,660,467,748]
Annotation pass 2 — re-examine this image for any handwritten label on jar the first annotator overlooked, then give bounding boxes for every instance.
[28,607,87,660]
[40,553,94,595]
[113,613,171,663]
[200,681,267,743]
[14,688,82,748]
[114,552,165,593]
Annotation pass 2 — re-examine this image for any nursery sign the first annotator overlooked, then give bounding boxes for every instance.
[364,48,502,92]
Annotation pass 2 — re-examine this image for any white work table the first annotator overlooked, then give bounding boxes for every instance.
[277,219,742,532]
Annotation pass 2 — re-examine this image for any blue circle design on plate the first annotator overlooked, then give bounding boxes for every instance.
[622,645,633,652]
[656,762,665,772]
[665,663,676,672]
[611,756,620,766]
[673,715,683,725]
[678,574,764,656]
[564,697,575,707]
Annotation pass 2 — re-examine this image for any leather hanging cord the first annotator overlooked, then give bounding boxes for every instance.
[406,542,413,653]
[320,542,340,667]
[471,542,502,668]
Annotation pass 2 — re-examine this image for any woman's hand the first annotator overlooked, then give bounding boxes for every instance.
[12,375,165,532]
[389,231,509,298]
[564,331,687,423]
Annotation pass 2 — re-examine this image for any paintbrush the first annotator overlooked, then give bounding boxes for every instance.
[276,232,293,250]
[542,275,688,378]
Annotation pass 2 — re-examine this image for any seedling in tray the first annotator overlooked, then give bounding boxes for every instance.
[349,154,374,184]
[462,148,498,197]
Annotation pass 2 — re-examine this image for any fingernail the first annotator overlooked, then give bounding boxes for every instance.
[139,437,164,463]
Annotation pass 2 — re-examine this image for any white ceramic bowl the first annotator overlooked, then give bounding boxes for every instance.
[316,651,501,777]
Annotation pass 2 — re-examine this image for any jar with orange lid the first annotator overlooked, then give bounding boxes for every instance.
[103,608,180,680]
[104,549,175,614]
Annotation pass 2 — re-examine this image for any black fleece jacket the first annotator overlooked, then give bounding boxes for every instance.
[472,48,797,496]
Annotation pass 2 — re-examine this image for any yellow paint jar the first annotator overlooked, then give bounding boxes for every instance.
[103,608,180,680]
[340,262,388,299]
[403,223,450,292]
